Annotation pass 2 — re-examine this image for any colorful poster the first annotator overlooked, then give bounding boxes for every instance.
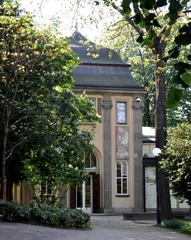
[116,126,128,160]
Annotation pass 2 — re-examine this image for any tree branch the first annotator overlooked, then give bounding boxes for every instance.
[104,0,142,35]
[6,138,27,161]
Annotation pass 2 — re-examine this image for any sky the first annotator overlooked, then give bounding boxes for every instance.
[18,0,119,41]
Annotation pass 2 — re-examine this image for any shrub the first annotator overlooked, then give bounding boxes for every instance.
[30,201,90,228]
[163,219,187,229]
[0,200,90,228]
[0,200,31,222]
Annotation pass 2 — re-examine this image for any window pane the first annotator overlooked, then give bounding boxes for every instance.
[121,162,127,177]
[97,98,102,116]
[85,177,91,208]
[77,185,83,208]
[117,163,121,177]
[116,102,126,124]
[85,154,90,168]
[117,102,126,111]
[123,179,127,194]
[117,111,126,123]
[117,179,121,194]
[41,182,46,195]
[91,154,97,168]
[47,182,52,195]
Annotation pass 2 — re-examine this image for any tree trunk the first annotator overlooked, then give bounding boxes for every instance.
[6,177,13,201]
[1,119,9,200]
[143,92,153,126]
[154,40,172,220]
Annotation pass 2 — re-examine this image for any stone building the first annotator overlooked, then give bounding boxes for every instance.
[12,32,189,214]
[66,32,145,213]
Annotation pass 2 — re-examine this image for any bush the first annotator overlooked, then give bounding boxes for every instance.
[0,200,90,228]
[30,201,90,228]
[0,200,30,222]
[163,219,187,229]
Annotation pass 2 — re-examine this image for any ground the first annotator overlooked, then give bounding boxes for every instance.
[0,215,190,240]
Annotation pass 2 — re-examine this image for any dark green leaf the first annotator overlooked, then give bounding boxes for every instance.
[187,55,191,61]
[143,37,153,47]
[141,0,156,10]
[179,24,190,33]
[168,46,179,58]
[149,29,157,39]
[174,62,191,73]
[175,34,191,46]
[137,34,144,43]
[166,87,183,108]
[155,0,167,8]
[121,0,131,14]
[145,13,156,21]
[152,19,161,28]
[181,71,191,87]
[133,13,142,24]
[169,0,182,13]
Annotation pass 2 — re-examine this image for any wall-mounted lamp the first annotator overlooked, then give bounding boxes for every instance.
[135,97,141,103]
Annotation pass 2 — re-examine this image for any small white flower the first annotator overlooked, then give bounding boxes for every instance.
[68,164,73,168]
[75,167,78,170]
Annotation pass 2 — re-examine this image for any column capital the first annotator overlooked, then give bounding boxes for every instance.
[102,100,113,110]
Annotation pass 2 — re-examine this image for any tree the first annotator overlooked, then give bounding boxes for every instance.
[160,122,191,205]
[0,1,98,200]
[100,24,156,126]
[94,0,191,220]
[101,22,191,127]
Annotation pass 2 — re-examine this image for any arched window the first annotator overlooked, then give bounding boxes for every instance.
[85,153,97,169]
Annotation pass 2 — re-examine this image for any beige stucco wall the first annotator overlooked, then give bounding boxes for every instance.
[143,143,155,156]
[111,95,134,210]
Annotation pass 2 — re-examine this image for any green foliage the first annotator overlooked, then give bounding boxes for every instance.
[160,122,191,204]
[119,0,191,104]
[100,1,191,126]
[0,200,90,228]
[163,219,187,229]
[162,218,191,235]
[0,1,99,199]
[0,200,31,222]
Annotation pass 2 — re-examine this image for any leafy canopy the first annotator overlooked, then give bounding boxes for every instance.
[160,122,191,204]
[0,0,99,200]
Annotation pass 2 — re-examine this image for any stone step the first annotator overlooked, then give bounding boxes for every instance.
[123,212,156,220]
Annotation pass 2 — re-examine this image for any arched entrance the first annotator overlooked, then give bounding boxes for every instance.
[70,152,100,213]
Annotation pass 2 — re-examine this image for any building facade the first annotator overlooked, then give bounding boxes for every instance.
[66,32,145,213]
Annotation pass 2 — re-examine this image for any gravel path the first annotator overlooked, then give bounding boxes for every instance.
[0,216,190,240]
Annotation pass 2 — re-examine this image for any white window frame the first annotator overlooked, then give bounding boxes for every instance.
[41,181,53,196]
[85,153,97,170]
[116,101,127,124]
[116,161,128,195]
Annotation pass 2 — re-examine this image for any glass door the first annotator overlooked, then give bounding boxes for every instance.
[76,175,92,213]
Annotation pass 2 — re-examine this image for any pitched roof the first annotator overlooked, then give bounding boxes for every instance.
[69,32,145,92]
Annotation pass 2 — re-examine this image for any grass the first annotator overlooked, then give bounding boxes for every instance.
[162,218,191,235]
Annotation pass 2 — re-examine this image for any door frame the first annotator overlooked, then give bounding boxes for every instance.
[76,175,93,214]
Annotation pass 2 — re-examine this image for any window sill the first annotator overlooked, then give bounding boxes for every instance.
[115,194,130,198]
